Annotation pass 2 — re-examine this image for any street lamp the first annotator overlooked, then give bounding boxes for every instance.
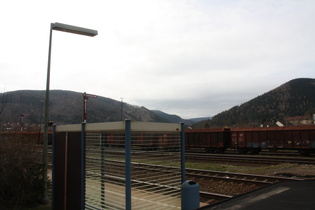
[42,22,97,204]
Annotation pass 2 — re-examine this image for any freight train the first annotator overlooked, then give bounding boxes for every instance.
[3,125,315,155]
[185,125,315,155]
[101,125,315,155]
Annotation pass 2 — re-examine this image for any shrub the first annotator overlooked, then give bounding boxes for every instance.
[0,133,45,209]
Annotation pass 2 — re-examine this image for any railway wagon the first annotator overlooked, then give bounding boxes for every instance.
[230,125,315,155]
[131,133,160,150]
[185,128,230,153]
[103,132,124,147]
[103,132,179,150]
[0,131,51,144]
[131,132,180,150]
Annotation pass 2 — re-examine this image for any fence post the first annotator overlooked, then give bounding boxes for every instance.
[81,122,86,210]
[125,120,132,210]
[52,124,56,210]
[180,122,185,184]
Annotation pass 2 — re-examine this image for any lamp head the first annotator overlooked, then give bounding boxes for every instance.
[51,22,98,37]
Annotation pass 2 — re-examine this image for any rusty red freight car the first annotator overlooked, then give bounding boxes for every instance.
[0,131,52,145]
[230,125,315,155]
[185,128,230,153]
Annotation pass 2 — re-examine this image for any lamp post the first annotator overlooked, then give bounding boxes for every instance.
[42,22,97,204]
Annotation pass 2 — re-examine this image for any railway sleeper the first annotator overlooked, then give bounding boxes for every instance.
[237,148,261,154]
[298,149,312,156]
[205,147,226,153]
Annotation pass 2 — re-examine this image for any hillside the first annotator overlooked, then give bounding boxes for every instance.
[1,78,314,129]
[194,78,315,128]
[150,110,197,125]
[0,90,186,126]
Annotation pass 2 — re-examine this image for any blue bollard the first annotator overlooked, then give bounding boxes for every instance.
[181,180,200,210]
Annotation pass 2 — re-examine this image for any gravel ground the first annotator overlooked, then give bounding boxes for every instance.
[187,162,315,204]
[226,162,315,179]
[186,175,261,196]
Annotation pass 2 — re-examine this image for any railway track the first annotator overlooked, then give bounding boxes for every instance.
[102,159,301,185]
[87,170,232,204]
[86,158,304,204]
[186,153,315,165]
[47,147,312,204]
[186,168,303,184]
[86,160,232,203]
[79,148,315,165]
[187,148,315,156]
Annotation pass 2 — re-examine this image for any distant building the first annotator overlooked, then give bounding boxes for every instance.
[285,114,315,125]
[276,121,284,127]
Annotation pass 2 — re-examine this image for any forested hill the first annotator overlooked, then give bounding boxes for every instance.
[0,90,188,125]
[194,78,315,128]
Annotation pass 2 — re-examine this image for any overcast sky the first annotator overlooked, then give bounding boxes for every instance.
[1,0,314,119]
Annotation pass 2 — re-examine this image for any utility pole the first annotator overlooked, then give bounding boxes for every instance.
[83,92,97,123]
[121,97,124,121]
[20,114,29,131]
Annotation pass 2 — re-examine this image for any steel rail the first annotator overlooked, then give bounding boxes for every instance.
[185,168,303,184]
[186,153,315,165]
[85,158,303,184]
[86,171,232,202]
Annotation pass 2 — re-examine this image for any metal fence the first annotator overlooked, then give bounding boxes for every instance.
[53,120,185,210]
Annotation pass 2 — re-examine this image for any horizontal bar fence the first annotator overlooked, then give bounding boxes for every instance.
[53,120,184,210]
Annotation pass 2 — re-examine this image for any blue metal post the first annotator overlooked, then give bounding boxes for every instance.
[101,133,105,209]
[125,120,132,210]
[180,123,185,184]
[81,122,86,210]
[51,124,56,210]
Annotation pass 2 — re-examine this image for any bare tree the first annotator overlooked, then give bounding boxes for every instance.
[0,90,8,121]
